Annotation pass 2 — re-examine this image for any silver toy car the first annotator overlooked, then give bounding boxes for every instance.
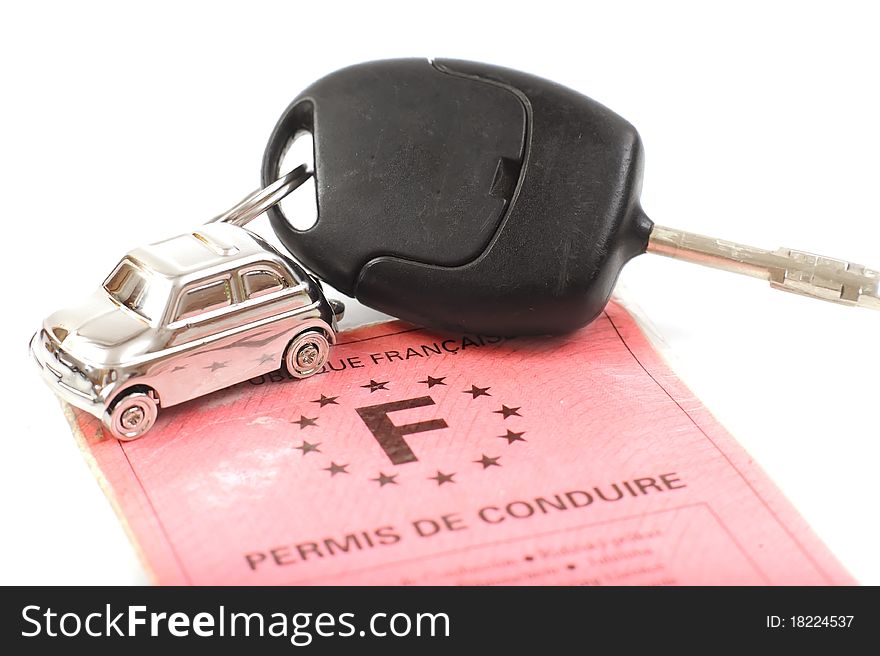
[30,216,343,441]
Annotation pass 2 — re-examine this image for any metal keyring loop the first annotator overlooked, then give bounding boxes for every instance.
[210,163,313,227]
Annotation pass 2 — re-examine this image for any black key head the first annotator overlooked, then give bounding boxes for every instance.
[262,58,652,335]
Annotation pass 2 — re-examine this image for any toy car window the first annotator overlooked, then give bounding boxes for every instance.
[242,269,285,299]
[175,278,232,321]
[104,259,153,320]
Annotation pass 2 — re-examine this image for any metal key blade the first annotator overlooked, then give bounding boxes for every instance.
[647,224,880,310]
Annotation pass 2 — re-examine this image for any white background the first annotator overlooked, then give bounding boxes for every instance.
[1,1,878,585]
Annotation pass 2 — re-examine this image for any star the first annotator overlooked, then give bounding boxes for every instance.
[324,462,349,476]
[256,353,275,365]
[311,394,339,407]
[429,470,455,486]
[418,376,447,388]
[362,379,389,393]
[494,405,521,419]
[371,472,398,487]
[205,361,228,372]
[475,454,501,468]
[463,385,492,399]
[292,415,318,429]
[499,430,526,444]
[171,365,187,372]
[295,440,321,455]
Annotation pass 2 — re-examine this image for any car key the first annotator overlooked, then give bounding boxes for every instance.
[260,58,879,336]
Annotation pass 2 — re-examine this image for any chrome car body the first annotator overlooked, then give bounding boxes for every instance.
[31,222,343,439]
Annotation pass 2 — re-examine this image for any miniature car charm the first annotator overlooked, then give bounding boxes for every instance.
[30,166,343,440]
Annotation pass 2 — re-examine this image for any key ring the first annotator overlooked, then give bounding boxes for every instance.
[210,163,313,227]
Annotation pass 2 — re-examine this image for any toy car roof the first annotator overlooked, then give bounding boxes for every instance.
[127,223,280,278]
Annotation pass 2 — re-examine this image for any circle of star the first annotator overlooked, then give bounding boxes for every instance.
[429,470,455,486]
[295,440,321,456]
[475,454,501,469]
[494,405,521,419]
[499,429,526,444]
[324,462,349,476]
[463,385,491,399]
[292,415,318,429]
[371,472,398,487]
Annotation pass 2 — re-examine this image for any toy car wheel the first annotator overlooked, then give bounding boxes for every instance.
[284,330,330,378]
[102,391,158,441]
